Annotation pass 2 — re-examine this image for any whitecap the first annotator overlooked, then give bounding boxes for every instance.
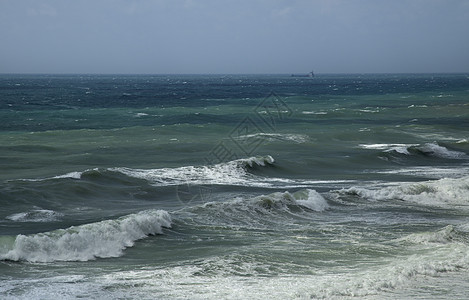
[5,209,63,222]
[340,176,469,208]
[395,225,467,245]
[0,209,171,262]
[358,143,417,155]
[234,133,309,144]
[416,142,468,159]
[202,189,329,214]
[358,142,468,159]
[14,170,87,182]
[52,171,83,180]
[73,240,469,299]
[376,166,469,179]
[302,111,327,115]
[112,156,276,187]
[292,189,329,211]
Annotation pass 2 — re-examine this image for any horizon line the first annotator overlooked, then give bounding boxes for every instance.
[1,71,469,76]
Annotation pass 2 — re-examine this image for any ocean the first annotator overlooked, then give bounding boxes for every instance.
[1,73,469,299]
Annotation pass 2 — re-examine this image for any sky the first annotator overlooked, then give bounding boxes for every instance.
[1,0,469,74]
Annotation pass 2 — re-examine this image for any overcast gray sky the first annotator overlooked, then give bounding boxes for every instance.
[1,0,469,74]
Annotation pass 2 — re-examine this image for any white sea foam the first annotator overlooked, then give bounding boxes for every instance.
[342,176,469,208]
[52,171,84,179]
[417,142,467,159]
[12,156,354,190]
[15,170,91,182]
[112,156,276,187]
[5,209,63,222]
[234,133,309,143]
[3,222,469,300]
[306,242,469,299]
[376,165,469,179]
[359,142,468,159]
[302,110,328,115]
[357,108,380,113]
[250,189,329,212]
[201,189,329,215]
[0,209,171,262]
[177,189,330,230]
[34,239,467,300]
[407,104,428,108]
[113,156,352,189]
[396,225,469,245]
[359,143,417,155]
[434,94,454,98]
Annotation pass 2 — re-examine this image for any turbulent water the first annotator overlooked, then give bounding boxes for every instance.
[1,74,469,299]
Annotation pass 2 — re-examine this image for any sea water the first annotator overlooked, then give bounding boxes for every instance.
[1,74,469,299]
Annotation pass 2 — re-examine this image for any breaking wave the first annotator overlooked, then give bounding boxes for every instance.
[0,209,171,262]
[233,133,309,144]
[13,156,276,187]
[340,175,469,208]
[396,224,469,245]
[112,155,276,187]
[205,189,329,213]
[180,189,329,229]
[359,142,468,160]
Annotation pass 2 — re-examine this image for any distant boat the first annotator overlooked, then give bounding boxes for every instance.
[291,71,314,78]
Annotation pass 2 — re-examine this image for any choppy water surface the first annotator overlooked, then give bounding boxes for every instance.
[1,74,469,299]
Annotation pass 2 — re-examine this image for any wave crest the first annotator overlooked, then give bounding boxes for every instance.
[396,225,469,245]
[341,176,469,208]
[0,209,171,262]
[189,189,329,229]
[112,155,275,187]
[251,189,329,212]
[359,142,468,160]
[5,209,63,222]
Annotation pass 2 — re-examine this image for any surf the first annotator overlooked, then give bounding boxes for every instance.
[339,175,469,208]
[0,209,171,262]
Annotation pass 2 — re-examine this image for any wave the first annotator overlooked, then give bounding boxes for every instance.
[6,156,355,203]
[359,142,468,160]
[63,233,469,300]
[13,156,275,186]
[111,157,352,189]
[413,143,468,159]
[112,155,276,187]
[180,189,329,229]
[396,224,469,245]
[256,189,329,212]
[13,169,96,182]
[359,143,417,155]
[5,209,63,222]
[376,166,469,179]
[302,110,328,115]
[233,133,309,144]
[208,189,329,212]
[310,245,469,299]
[340,175,469,208]
[0,209,171,262]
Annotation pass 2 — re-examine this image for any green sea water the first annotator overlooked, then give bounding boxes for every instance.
[1,74,469,299]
